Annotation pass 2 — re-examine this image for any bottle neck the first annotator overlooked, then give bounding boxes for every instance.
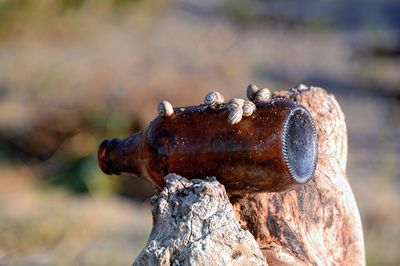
[98,132,142,176]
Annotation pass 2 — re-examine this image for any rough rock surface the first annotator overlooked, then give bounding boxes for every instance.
[133,174,267,266]
[231,87,365,265]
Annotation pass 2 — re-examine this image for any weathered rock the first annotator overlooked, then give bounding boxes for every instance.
[231,87,365,265]
[134,174,267,266]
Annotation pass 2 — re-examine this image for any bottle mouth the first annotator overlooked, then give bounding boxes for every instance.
[98,138,121,175]
[98,139,112,175]
[282,106,318,184]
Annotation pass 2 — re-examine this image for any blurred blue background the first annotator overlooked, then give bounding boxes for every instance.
[0,0,399,265]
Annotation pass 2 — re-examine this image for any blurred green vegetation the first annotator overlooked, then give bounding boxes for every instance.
[0,0,160,200]
[0,0,164,39]
[0,91,152,198]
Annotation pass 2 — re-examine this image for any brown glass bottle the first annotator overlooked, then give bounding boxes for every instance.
[98,98,318,193]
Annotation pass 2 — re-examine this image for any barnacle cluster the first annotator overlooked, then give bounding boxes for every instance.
[157,83,309,125]
[213,84,272,124]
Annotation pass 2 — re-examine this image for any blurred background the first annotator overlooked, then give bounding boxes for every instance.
[0,0,399,265]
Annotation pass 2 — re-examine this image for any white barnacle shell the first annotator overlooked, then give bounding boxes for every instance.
[294,83,309,92]
[242,100,256,117]
[228,107,243,125]
[254,88,271,103]
[246,84,259,101]
[158,100,174,117]
[227,98,245,124]
[289,83,309,99]
[227,98,244,111]
[204,91,224,108]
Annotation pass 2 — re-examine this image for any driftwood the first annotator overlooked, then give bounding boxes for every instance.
[134,87,365,265]
[231,87,365,265]
[134,174,267,266]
